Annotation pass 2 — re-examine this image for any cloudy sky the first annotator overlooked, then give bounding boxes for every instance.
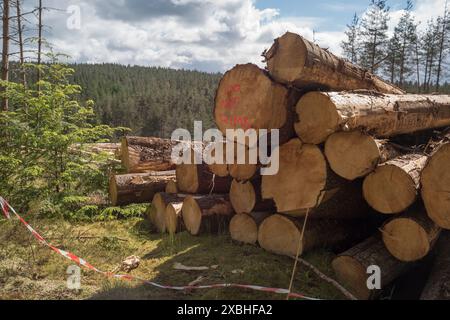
[21,0,448,72]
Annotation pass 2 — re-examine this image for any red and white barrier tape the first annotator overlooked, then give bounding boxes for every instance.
[0,196,319,300]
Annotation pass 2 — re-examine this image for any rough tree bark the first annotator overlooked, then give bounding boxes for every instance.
[120,136,177,173]
[109,171,175,206]
[263,32,404,94]
[420,231,450,300]
[332,236,410,300]
[295,91,450,144]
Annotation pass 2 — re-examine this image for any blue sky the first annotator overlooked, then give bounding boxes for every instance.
[23,0,446,72]
[256,0,413,30]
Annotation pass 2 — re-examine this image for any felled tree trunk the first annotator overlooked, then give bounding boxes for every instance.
[262,139,360,216]
[181,195,234,235]
[176,163,232,194]
[283,180,371,220]
[148,193,186,233]
[324,131,403,180]
[109,171,175,206]
[420,231,450,300]
[363,154,428,214]
[421,143,450,230]
[229,212,272,245]
[121,136,177,173]
[382,206,441,262]
[206,141,229,177]
[230,177,275,214]
[165,180,178,194]
[295,91,450,144]
[332,236,410,300]
[214,63,302,145]
[165,201,184,235]
[264,32,403,94]
[257,214,369,257]
[227,142,259,181]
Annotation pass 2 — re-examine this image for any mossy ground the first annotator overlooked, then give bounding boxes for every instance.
[0,215,345,300]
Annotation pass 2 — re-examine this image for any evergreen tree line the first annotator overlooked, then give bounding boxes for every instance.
[341,0,450,93]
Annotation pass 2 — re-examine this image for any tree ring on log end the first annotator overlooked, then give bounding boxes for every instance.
[363,165,417,214]
[266,32,307,83]
[230,213,258,245]
[382,218,430,262]
[257,214,302,256]
[176,163,199,194]
[325,131,381,180]
[230,180,256,214]
[295,92,340,144]
[151,193,167,233]
[182,196,202,235]
[214,64,288,136]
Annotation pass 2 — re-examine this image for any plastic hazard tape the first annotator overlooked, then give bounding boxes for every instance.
[0,196,320,300]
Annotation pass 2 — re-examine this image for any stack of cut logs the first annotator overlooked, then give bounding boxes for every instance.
[108,32,450,300]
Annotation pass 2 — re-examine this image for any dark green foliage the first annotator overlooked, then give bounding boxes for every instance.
[69,63,221,137]
[0,62,125,216]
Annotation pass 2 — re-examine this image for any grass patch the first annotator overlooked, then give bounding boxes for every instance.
[0,216,345,300]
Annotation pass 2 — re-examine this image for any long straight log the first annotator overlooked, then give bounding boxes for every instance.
[363,154,428,214]
[230,177,275,214]
[261,138,368,219]
[421,143,450,230]
[182,194,234,235]
[264,32,403,94]
[214,63,302,145]
[257,214,370,257]
[176,163,232,194]
[176,144,232,194]
[381,206,441,262]
[420,231,450,300]
[295,91,450,144]
[109,171,175,206]
[332,236,410,300]
[229,212,272,245]
[324,131,404,180]
[121,136,177,173]
[148,193,186,233]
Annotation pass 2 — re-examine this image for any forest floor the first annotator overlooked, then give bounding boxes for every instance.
[0,215,345,300]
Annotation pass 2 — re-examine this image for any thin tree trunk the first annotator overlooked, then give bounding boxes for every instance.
[435,1,448,92]
[16,0,25,87]
[415,41,420,92]
[37,0,42,92]
[1,0,10,111]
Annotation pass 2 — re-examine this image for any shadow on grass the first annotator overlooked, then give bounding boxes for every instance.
[88,226,345,300]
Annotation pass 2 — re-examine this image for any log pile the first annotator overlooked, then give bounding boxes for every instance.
[105,32,450,300]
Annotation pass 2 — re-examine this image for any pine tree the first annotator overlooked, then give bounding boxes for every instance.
[391,0,418,86]
[435,0,450,91]
[341,13,360,64]
[359,0,390,74]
